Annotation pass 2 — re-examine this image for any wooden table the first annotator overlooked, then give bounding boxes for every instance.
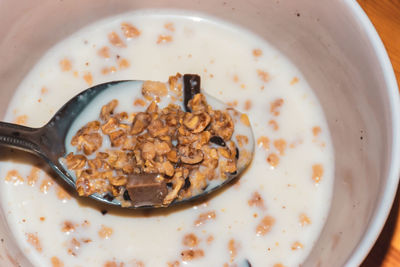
[358,1,400,266]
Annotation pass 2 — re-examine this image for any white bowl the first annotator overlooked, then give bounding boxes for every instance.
[0,0,398,266]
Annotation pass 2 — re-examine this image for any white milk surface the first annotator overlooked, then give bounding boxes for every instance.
[0,10,334,267]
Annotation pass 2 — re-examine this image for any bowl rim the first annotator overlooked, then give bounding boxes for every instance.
[345,1,400,266]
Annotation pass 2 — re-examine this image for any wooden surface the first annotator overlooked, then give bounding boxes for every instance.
[358,0,400,266]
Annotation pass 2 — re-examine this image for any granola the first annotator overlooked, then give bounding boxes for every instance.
[65,74,245,207]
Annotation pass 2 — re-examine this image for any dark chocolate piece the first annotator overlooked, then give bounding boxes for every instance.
[244,259,252,267]
[103,193,115,201]
[235,147,239,159]
[183,74,201,112]
[101,209,108,215]
[210,136,226,147]
[123,190,131,201]
[182,177,191,190]
[126,173,168,207]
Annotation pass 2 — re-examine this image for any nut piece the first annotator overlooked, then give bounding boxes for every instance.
[163,176,184,205]
[108,32,126,47]
[183,112,211,133]
[73,133,102,155]
[167,150,179,163]
[187,94,208,113]
[121,22,140,38]
[141,142,156,161]
[179,146,204,164]
[211,111,234,141]
[160,161,175,177]
[101,118,119,134]
[148,119,168,137]
[71,121,100,145]
[100,100,118,121]
[154,140,171,155]
[130,113,151,135]
[108,175,128,186]
[65,153,87,170]
[142,81,168,101]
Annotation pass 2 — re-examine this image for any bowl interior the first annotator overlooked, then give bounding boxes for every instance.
[0,0,398,266]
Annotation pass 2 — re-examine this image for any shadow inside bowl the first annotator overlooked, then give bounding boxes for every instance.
[361,186,400,266]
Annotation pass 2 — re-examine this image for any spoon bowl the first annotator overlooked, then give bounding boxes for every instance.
[0,76,254,208]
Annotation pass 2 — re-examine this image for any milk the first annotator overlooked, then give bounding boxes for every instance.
[0,10,334,267]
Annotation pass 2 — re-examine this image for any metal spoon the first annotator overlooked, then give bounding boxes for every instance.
[0,76,254,208]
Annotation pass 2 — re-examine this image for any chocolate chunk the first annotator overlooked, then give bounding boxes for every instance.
[103,193,115,202]
[126,173,168,207]
[123,190,131,201]
[183,74,201,112]
[210,136,226,147]
[235,147,239,159]
[182,177,191,190]
[101,209,108,215]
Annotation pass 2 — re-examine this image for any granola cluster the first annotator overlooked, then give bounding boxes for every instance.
[65,77,238,207]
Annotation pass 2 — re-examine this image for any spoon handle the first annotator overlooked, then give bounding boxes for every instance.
[0,122,43,156]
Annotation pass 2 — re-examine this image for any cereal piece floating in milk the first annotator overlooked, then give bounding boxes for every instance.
[257,69,270,83]
[27,167,40,186]
[290,77,299,85]
[167,261,180,267]
[291,241,304,250]
[5,169,24,185]
[312,164,324,183]
[50,256,64,267]
[273,139,287,155]
[312,126,322,137]
[252,48,263,57]
[40,178,54,193]
[267,153,280,167]
[157,34,173,44]
[121,22,141,39]
[26,233,42,253]
[182,233,199,247]
[248,191,266,209]
[108,32,126,47]
[228,239,239,263]
[256,216,275,236]
[270,98,284,116]
[98,46,111,58]
[14,114,28,125]
[181,249,205,261]
[98,225,113,239]
[299,213,312,226]
[194,211,216,226]
[257,136,270,150]
[164,22,175,32]
[59,58,72,72]
[268,120,279,131]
